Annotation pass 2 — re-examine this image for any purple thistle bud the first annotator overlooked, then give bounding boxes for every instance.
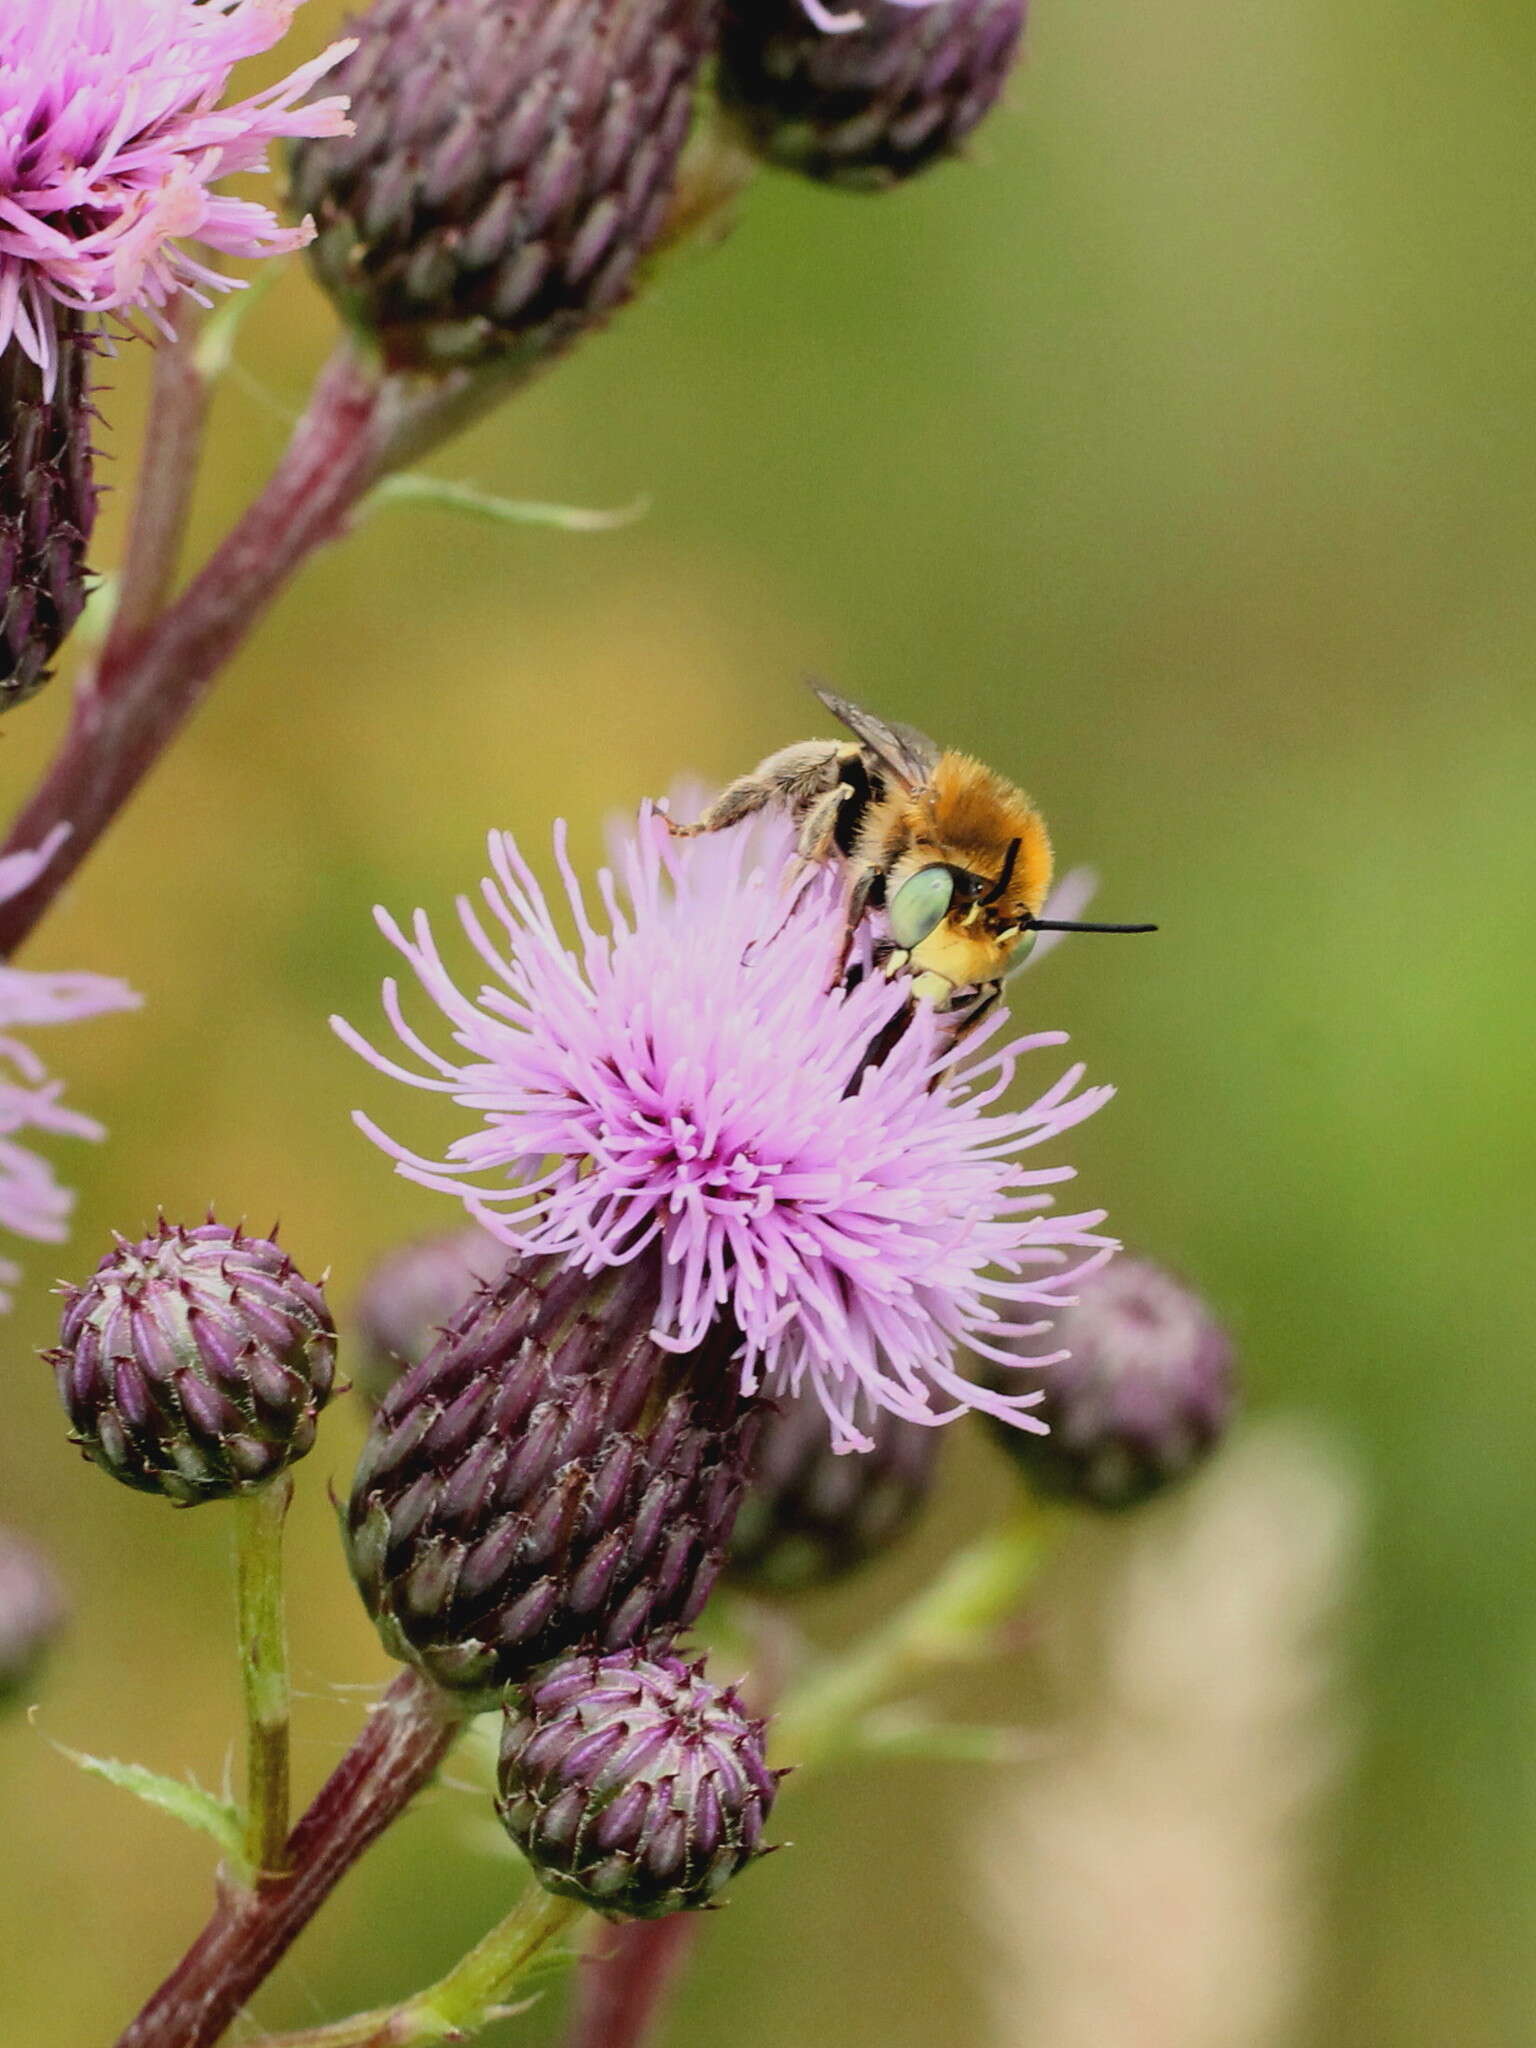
[47,1220,337,1507]
[288,0,716,373]
[719,0,1027,189]
[0,317,96,711]
[498,1648,781,1918]
[0,1529,66,1710]
[346,1252,761,1700]
[726,1386,939,1593]
[351,1224,510,1409]
[986,1256,1237,1510]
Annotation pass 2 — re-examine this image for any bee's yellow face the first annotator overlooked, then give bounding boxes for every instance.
[885,862,1037,998]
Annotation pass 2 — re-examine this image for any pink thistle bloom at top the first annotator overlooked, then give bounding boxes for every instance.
[337,810,1116,1453]
[0,0,354,387]
[0,827,139,1308]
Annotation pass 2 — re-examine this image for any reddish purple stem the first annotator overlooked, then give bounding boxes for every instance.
[564,1915,706,2048]
[114,1670,466,2048]
[0,344,386,957]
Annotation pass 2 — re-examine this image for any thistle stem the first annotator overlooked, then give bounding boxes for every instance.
[107,315,212,651]
[563,1915,703,2048]
[114,1670,469,2048]
[773,1502,1053,1770]
[257,1888,587,2048]
[233,1475,293,1879]
[0,339,533,959]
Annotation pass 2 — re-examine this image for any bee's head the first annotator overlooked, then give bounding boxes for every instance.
[885,836,1156,1002]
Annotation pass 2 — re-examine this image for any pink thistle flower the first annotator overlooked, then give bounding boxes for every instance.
[0,0,354,389]
[335,811,1115,1453]
[0,826,138,1308]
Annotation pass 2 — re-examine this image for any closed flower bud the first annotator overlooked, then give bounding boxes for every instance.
[289,0,716,372]
[346,1252,761,1700]
[726,1388,939,1593]
[351,1225,509,1409]
[497,1648,781,1917]
[987,1256,1236,1510]
[0,1529,66,1710]
[0,318,96,711]
[719,0,1027,190]
[48,1221,337,1506]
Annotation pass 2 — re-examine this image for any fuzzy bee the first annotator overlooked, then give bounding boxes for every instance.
[671,686,1155,1004]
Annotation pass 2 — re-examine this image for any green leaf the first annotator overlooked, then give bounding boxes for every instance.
[365,473,649,534]
[45,1729,244,1860]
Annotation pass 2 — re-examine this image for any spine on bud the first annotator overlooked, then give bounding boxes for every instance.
[718,0,1028,190]
[346,1252,761,1701]
[0,317,97,710]
[288,0,718,372]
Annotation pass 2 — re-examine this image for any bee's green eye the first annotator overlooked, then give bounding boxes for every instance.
[1005,929,1038,975]
[889,867,956,950]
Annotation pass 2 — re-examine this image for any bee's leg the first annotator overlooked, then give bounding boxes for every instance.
[668,742,844,838]
[828,865,881,988]
[666,774,776,838]
[794,782,855,865]
[946,982,1001,1046]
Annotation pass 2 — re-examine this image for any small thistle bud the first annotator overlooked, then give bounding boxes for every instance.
[719,0,1027,190]
[48,1222,337,1506]
[346,1252,761,1700]
[726,1389,939,1594]
[351,1225,509,1409]
[0,319,96,711]
[987,1256,1236,1510]
[497,1648,781,1918]
[289,0,717,372]
[0,1530,66,1710]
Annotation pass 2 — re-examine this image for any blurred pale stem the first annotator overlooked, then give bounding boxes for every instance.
[258,1887,585,2047]
[565,1915,704,2048]
[107,313,211,650]
[234,1474,292,1878]
[774,1499,1053,1769]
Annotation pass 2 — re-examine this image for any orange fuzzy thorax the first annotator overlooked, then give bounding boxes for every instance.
[921,753,1054,916]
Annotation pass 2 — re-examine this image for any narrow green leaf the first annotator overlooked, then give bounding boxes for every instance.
[194,266,285,382]
[46,1731,245,1859]
[851,1707,1041,1767]
[366,473,649,534]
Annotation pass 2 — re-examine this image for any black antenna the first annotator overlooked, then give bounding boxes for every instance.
[1024,916,1159,935]
[980,837,1022,906]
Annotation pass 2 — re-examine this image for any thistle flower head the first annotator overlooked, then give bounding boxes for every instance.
[347,1251,759,1698]
[337,808,1113,1454]
[986,1255,1237,1509]
[725,0,1027,188]
[0,0,353,387]
[0,827,138,1308]
[288,0,715,372]
[49,1218,337,1504]
[498,1648,781,1918]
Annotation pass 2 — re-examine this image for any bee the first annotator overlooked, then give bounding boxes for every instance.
[670,685,1155,1004]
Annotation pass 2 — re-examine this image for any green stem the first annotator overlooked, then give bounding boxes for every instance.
[234,1475,293,1879]
[259,1887,587,2047]
[774,1501,1054,1771]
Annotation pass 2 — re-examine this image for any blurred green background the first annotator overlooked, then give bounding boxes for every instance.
[2,1,1534,2042]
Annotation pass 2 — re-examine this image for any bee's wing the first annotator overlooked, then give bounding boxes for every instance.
[808,683,942,792]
